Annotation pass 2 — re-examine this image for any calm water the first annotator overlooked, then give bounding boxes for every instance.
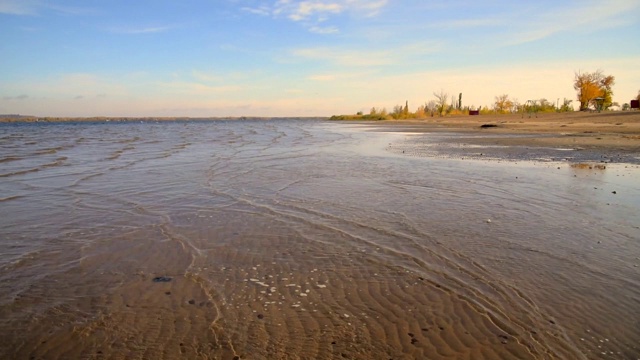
[1,119,639,359]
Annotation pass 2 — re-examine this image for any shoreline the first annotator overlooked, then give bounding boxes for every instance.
[344,112,640,164]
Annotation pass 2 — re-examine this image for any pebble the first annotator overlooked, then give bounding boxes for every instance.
[152,276,172,282]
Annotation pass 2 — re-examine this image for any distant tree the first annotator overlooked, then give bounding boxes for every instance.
[433,90,449,117]
[622,103,630,111]
[369,107,378,116]
[559,98,573,112]
[425,100,437,117]
[458,93,462,110]
[415,104,426,118]
[403,101,409,117]
[538,98,557,112]
[391,104,404,119]
[574,70,615,110]
[494,94,513,113]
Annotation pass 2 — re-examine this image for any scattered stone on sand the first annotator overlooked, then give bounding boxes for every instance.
[152,276,172,282]
[257,314,264,319]
[188,299,195,305]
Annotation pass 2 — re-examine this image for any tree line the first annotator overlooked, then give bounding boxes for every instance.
[330,70,639,120]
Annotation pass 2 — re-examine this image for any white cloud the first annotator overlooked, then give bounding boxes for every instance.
[241,0,389,33]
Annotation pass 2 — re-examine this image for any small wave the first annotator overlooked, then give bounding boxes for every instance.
[0,156,23,163]
[34,146,65,155]
[41,157,68,168]
[0,195,24,202]
[0,168,40,178]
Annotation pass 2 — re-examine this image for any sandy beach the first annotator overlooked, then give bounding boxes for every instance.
[369,111,640,152]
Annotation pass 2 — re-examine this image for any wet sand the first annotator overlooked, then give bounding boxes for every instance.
[361,112,640,164]
[1,119,639,359]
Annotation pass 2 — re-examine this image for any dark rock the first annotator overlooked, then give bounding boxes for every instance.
[188,299,195,305]
[257,314,264,319]
[480,124,498,128]
[152,276,172,282]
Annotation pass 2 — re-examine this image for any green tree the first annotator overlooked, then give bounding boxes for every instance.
[560,98,573,112]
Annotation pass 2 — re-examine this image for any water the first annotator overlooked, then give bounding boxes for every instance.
[1,119,639,359]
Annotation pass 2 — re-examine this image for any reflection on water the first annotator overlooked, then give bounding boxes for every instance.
[0,119,639,359]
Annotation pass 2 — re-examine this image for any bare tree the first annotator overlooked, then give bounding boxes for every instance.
[425,100,437,117]
[433,90,449,117]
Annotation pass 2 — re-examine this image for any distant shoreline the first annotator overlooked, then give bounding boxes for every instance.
[0,116,327,123]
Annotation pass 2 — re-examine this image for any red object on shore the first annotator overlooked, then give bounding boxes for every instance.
[469,110,480,115]
[631,100,639,109]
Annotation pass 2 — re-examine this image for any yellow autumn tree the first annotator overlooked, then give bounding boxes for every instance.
[574,70,615,110]
[494,94,513,113]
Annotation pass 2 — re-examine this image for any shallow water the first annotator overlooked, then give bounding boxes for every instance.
[1,119,639,359]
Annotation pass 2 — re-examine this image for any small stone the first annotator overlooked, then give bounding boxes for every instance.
[486,219,491,223]
[257,314,264,319]
[188,299,195,305]
[152,276,172,282]
[612,191,617,194]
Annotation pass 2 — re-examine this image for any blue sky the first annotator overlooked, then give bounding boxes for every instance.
[1,0,639,117]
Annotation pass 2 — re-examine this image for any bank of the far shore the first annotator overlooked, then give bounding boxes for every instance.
[350,111,640,155]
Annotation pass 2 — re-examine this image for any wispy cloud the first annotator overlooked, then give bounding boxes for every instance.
[290,41,441,67]
[108,25,173,34]
[241,0,389,33]
[292,47,394,67]
[0,0,40,15]
[2,94,29,100]
[501,0,639,46]
[309,25,339,34]
[0,0,96,16]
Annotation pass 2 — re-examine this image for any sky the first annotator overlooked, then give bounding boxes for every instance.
[1,0,639,117]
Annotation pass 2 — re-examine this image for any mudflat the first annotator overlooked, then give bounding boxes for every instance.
[378,111,640,148]
[1,119,639,359]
